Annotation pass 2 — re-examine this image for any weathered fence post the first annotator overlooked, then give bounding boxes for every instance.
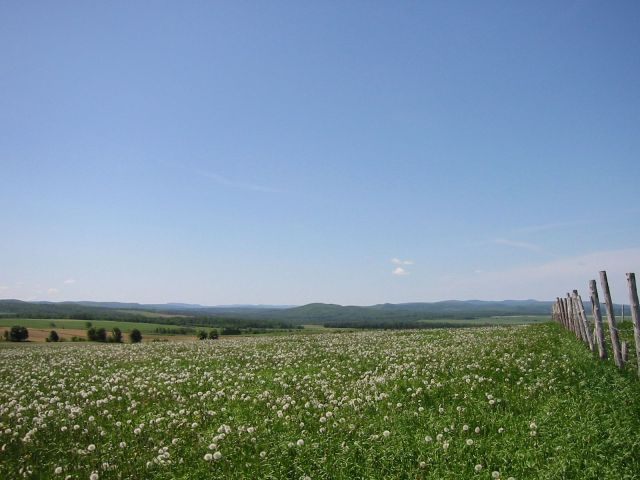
[559,297,568,330]
[567,294,579,339]
[589,280,607,360]
[600,271,623,368]
[626,272,640,378]
[571,292,587,343]
[574,290,594,351]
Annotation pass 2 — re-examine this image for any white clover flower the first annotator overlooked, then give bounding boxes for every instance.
[119,442,126,448]
[134,428,141,435]
[54,467,63,474]
[462,424,469,431]
[419,461,426,469]
[204,453,213,461]
[213,451,222,460]
[492,471,500,479]
[87,444,96,452]
[498,427,504,434]
[296,439,305,447]
[474,427,480,434]
[90,473,99,480]
[259,451,267,458]
[425,435,433,443]
[382,430,390,438]
[475,464,483,472]
[466,439,474,446]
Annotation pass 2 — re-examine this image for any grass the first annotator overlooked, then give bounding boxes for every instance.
[1,322,639,479]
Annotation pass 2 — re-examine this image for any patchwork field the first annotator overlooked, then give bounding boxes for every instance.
[1,323,639,479]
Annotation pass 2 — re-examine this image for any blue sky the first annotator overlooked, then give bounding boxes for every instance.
[1,1,639,305]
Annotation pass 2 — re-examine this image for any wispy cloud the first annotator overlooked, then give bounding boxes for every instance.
[435,247,640,302]
[0,285,8,291]
[197,170,282,193]
[63,278,76,285]
[47,288,59,295]
[493,238,546,254]
[515,220,590,234]
[392,267,410,276]
[391,258,414,266]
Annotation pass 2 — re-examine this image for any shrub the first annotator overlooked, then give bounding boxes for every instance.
[9,326,29,342]
[110,327,123,343]
[96,328,107,342]
[208,330,219,340]
[48,330,59,342]
[130,329,142,343]
[87,327,97,341]
[197,330,207,340]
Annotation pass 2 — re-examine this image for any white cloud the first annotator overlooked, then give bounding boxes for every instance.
[63,278,76,285]
[0,285,8,291]
[435,247,640,302]
[47,288,60,295]
[392,267,410,276]
[391,258,414,265]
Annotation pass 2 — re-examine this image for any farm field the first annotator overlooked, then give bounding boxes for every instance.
[1,323,639,479]
[416,316,547,327]
[0,318,184,334]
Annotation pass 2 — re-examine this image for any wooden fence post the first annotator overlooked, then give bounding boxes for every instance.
[589,280,607,360]
[574,290,594,351]
[626,272,640,378]
[559,297,567,330]
[600,271,623,368]
[571,292,587,343]
[565,296,576,336]
[622,341,629,363]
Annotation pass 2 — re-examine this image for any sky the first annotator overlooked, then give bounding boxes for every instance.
[1,1,639,305]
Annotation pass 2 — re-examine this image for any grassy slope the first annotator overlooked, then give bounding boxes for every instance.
[1,323,639,478]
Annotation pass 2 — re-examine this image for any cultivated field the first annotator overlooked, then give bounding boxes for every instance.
[1,324,639,479]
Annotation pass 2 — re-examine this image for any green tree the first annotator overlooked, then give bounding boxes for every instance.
[197,330,207,340]
[110,327,123,343]
[208,330,219,340]
[48,330,60,342]
[87,327,97,341]
[96,328,107,342]
[130,329,142,343]
[9,326,29,342]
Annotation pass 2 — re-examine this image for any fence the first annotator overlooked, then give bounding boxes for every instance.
[552,271,640,378]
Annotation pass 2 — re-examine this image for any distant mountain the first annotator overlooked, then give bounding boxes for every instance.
[2,298,625,330]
